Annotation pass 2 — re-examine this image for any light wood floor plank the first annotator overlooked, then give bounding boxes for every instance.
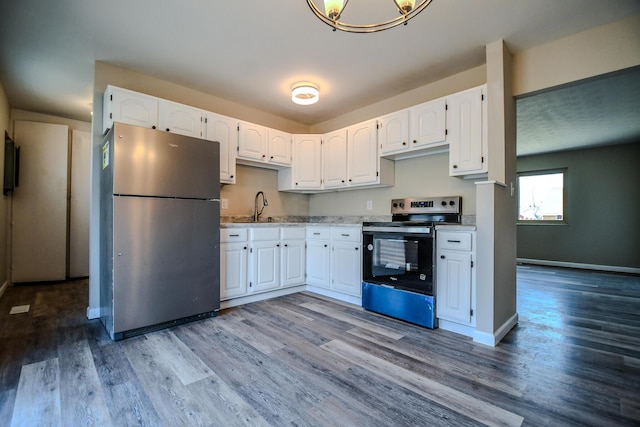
[321,339,524,427]
[11,359,61,427]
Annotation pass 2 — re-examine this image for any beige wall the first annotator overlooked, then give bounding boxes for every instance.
[10,109,91,134]
[513,14,640,96]
[0,83,9,289]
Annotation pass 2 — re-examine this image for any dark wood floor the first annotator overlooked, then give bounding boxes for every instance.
[0,265,639,426]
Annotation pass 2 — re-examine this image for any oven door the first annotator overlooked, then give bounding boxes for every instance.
[362,227,435,295]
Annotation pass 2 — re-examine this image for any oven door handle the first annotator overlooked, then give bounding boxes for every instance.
[362,226,432,234]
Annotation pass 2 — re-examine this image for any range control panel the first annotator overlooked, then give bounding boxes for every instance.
[391,196,461,215]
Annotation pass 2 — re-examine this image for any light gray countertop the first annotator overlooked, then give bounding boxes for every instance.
[221,222,361,228]
[435,224,477,231]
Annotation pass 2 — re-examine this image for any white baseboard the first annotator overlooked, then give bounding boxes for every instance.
[473,312,519,347]
[220,285,306,310]
[86,306,100,320]
[0,280,8,300]
[518,258,640,275]
[438,319,475,338]
[305,285,362,306]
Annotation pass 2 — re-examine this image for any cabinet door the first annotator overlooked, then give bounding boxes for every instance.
[158,100,202,137]
[107,86,158,131]
[331,242,362,296]
[410,97,446,147]
[292,134,322,189]
[437,250,472,324]
[379,110,409,155]
[347,120,378,186]
[447,87,484,175]
[249,240,280,292]
[322,129,348,189]
[268,129,292,166]
[238,121,267,161]
[281,239,306,287]
[205,113,237,184]
[306,240,330,288]
[221,242,248,300]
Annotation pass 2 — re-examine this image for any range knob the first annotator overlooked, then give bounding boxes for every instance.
[449,200,455,206]
[393,202,398,208]
[441,201,447,206]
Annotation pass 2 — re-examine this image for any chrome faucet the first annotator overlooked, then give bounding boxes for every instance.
[254,191,268,222]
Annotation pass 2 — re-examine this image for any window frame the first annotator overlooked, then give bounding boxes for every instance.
[517,168,567,225]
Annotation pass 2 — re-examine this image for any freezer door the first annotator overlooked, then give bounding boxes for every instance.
[112,122,219,199]
[112,196,220,334]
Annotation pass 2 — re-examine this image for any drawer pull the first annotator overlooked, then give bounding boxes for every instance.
[313,232,321,235]
[447,239,461,243]
[341,233,350,237]
[230,234,240,237]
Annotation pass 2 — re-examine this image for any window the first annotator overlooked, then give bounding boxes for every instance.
[518,170,565,223]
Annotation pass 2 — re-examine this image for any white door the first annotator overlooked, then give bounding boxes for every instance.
[158,100,202,137]
[249,240,279,292]
[69,129,91,278]
[306,240,330,288]
[268,129,292,166]
[437,250,472,324]
[322,129,347,189]
[410,98,446,147]
[292,135,322,189]
[281,239,305,287]
[379,110,409,155]
[106,86,158,131]
[331,242,362,296]
[347,120,378,185]
[12,121,69,282]
[204,113,237,184]
[221,242,248,300]
[447,86,483,175]
[238,121,267,161]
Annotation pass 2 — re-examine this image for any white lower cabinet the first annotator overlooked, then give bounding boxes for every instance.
[220,228,249,300]
[329,227,362,297]
[280,227,306,287]
[249,228,280,293]
[436,229,475,330]
[305,227,331,289]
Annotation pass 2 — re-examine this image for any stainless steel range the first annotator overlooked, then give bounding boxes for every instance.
[361,196,462,329]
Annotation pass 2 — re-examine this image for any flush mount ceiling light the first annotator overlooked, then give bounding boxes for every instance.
[307,0,434,33]
[291,83,320,105]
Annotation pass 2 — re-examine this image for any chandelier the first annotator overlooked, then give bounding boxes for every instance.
[306,0,434,33]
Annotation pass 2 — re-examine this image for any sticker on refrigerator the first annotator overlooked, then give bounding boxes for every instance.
[102,141,109,169]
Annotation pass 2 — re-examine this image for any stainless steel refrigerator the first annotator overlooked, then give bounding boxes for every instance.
[100,122,220,340]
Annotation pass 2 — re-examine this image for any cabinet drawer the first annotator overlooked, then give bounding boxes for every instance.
[438,231,472,251]
[250,227,280,241]
[306,226,330,240]
[281,227,305,240]
[221,228,248,242]
[331,227,361,243]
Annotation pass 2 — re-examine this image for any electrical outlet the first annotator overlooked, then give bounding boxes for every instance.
[366,200,373,210]
[221,199,228,210]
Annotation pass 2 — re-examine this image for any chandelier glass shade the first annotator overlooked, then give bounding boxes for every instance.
[306,0,434,33]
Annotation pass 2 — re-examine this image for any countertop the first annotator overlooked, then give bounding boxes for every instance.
[435,224,477,231]
[221,222,362,228]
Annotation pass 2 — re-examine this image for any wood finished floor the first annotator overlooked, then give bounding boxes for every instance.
[0,265,639,426]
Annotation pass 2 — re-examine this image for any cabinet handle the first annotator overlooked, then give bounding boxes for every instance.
[295,182,298,186]
[355,247,359,251]
[324,244,328,247]
[262,154,266,158]
[349,179,352,182]
[341,233,349,237]
[243,246,247,250]
[447,240,461,243]
[166,128,170,132]
[277,244,280,247]
[440,255,445,259]
[341,180,345,183]
[453,164,458,169]
[230,234,239,237]
[284,244,288,247]
[402,142,407,145]
[313,232,320,235]
[230,175,234,179]
[152,125,156,129]
[270,156,274,159]
[413,139,417,143]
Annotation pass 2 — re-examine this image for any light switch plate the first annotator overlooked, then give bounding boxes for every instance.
[366,200,373,210]
[10,305,30,314]
[221,199,228,210]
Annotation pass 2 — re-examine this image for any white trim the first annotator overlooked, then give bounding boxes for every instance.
[0,280,8,300]
[438,319,475,338]
[473,312,518,347]
[220,285,306,309]
[86,306,100,320]
[517,258,640,275]
[305,285,362,306]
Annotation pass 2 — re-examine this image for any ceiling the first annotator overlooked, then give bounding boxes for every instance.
[1,0,639,154]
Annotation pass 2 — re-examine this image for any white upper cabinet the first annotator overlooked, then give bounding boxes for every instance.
[267,129,292,166]
[447,85,487,178]
[279,134,322,191]
[347,119,380,186]
[322,129,348,189]
[103,85,159,132]
[410,97,447,148]
[379,110,410,155]
[238,121,268,162]
[204,112,238,184]
[158,100,202,138]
